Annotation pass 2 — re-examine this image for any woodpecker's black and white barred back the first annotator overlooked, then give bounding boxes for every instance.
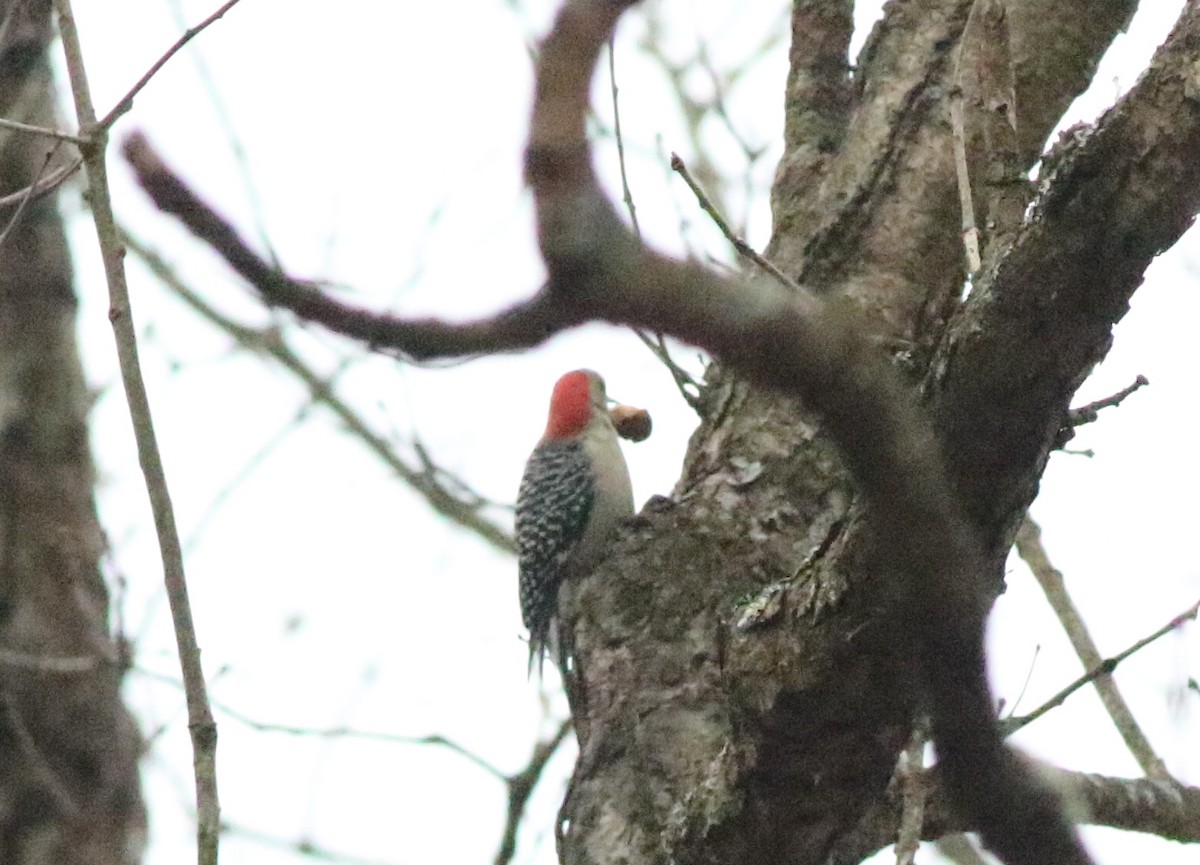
[516,440,594,670]
[515,370,634,677]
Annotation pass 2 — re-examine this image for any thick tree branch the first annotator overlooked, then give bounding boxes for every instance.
[770,0,853,223]
[1040,767,1200,843]
[929,0,1200,552]
[775,0,1135,345]
[123,133,581,358]
[834,762,1200,863]
[1003,0,1138,163]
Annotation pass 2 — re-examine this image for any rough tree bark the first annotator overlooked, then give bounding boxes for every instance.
[121,1,1200,864]
[557,2,1196,864]
[0,1,145,862]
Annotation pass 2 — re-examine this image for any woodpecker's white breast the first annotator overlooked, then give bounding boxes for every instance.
[570,408,634,576]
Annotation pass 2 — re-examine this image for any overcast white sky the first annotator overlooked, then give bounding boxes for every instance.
[47,1,1199,863]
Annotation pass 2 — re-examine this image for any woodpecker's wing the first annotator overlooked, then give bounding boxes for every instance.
[515,440,595,647]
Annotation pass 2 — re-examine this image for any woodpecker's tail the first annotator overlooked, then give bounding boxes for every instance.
[527,638,546,680]
[526,620,560,680]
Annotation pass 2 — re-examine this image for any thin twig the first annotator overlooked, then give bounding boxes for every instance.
[607,36,702,408]
[53,2,220,863]
[122,230,518,555]
[165,0,279,265]
[1015,517,1171,779]
[670,151,802,293]
[1005,596,1200,737]
[1066,375,1149,427]
[959,0,1023,276]
[96,0,245,131]
[638,6,783,222]
[495,719,573,865]
[135,662,512,782]
[608,35,639,238]
[219,821,404,865]
[0,157,81,210]
[141,661,550,856]
[179,406,302,554]
[1001,644,1041,718]
[411,434,512,511]
[216,697,506,780]
[641,332,703,410]
[0,115,87,145]
[0,143,58,251]
[693,39,768,164]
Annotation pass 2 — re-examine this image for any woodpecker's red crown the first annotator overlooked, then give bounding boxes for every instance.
[543,369,605,441]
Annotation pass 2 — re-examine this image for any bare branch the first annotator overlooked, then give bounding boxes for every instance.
[133,133,578,358]
[219,820,404,865]
[0,144,58,251]
[1004,596,1200,737]
[0,157,81,211]
[123,231,518,555]
[0,115,86,145]
[1015,516,1170,779]
[1040,766,1200,843]
[839,761,1200,862]
[606,38,703,408]
[949,0,985,275]
[53,2,219,862]
[495,719,572,865]
[670,151,802,292]
[930,2,1200,550]
[136,664,510,781]
[780,0,853,157]
[96,0,245,131]
[949,80,982,274]
[222,707,506,780]
[1065,374,1149,428]
[607,35,639,238]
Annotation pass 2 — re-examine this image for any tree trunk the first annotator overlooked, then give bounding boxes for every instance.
[558,2,1196,864]
[0,1,145,862]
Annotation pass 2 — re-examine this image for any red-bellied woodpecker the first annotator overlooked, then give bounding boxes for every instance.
[516,369,634,676]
